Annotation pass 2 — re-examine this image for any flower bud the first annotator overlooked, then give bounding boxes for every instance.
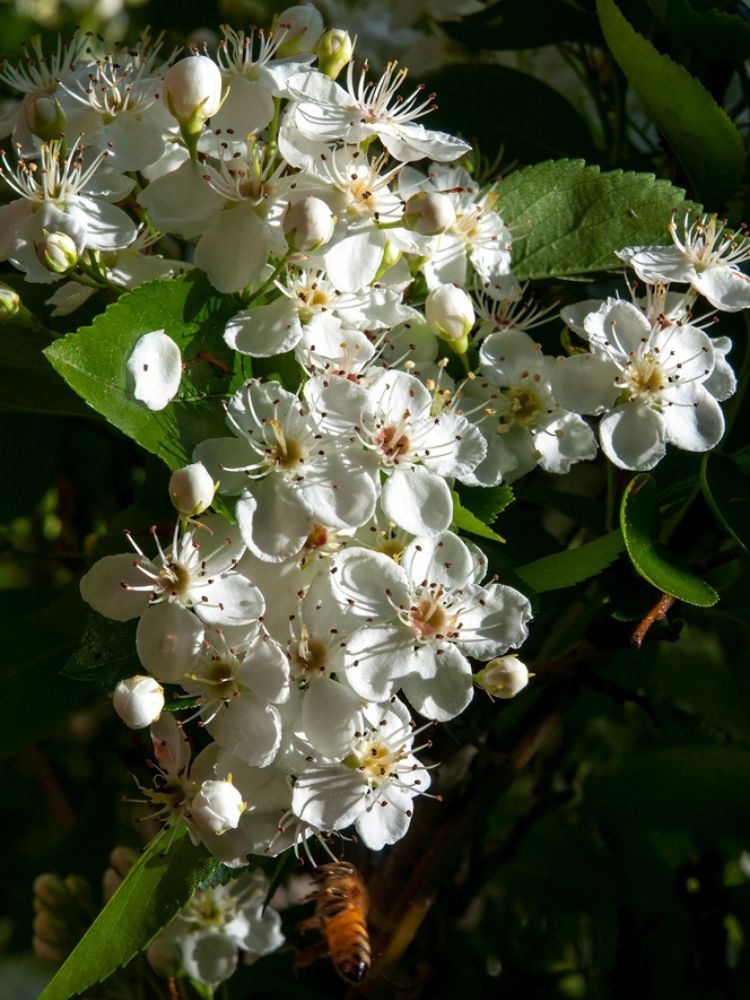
[191,778,247,836]
[35,230,78,274]
[25,95,66,142]
[284,196,335,251]
[474,655,529,699]
[169,462,216,516]
[375,239,402,280]
[425,283,475,355]
[0,281,21,321]
[113,675,165,729]
[33,873,69,910]
[164,55,223,129]
[275,5,325,55]
[404,191,456,235]
[316,28,353,79]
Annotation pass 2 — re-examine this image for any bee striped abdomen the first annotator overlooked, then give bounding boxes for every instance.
[312,861,371,984]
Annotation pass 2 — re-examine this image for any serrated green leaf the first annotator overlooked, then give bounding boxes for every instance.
[455,484,514,525]
[39,827,218,1000]
[44,273,239,471]
[515,529,624,592]
[62,612,140,691]
[620,473,719,606]
[701,452,750,554]
[498,160,688,280]
[425,64,597,162]
[452,492,505,542]
[597,0,745,205]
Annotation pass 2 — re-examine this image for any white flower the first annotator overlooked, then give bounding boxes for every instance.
[618,212,750,312]
[195,379,376,562]
[289,61,471,162]
[551,299,724,470]
[191,778,247,836]
[148,871,284,986]
[329,533,532,720]
[290,698,433,849]
[112,675,165,728]
[283,195,335,251]
[425,283,475,351]
[474,655,529,699]
[127,330,182,410]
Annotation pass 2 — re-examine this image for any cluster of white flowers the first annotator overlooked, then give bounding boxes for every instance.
[4,7,746,873]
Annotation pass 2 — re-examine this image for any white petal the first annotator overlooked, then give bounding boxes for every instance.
[225,297,302,357]
[127,331,182,411]
[302,678,363,757]
[236,479,311,563]
[207,696,281,767]
[236,637,290,704]
[194,574,265,627]
[345,626,415,702]
[330,548,410,620]
[136,602,204,682]
[401,644,473,721]
[599,401,666,471]
[80,553,151,621]
[322,229,384,292]
[549,354,621,415]
[533,411,599,474]
[75,197,138,251]
[291,765,365,831]
[662,384,725,452]
[355,786,412,849]
[382,468,453,536]
[693,266,750,312]
[194,206,270,294]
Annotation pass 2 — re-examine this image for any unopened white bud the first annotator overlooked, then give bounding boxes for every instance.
[284,196,335,251]
[425,283,475,354]
[191,778,247,836]
[275,5,325,55]
[164,55,223,127]
[404,191,456,235]
[316,28,353,79]
[36,231,78,274]
[113,675,165,728]
[475,655,529,699]
[169,462,216,516]
[26,96,66,142]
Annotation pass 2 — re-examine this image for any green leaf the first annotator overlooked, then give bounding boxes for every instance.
[44,273,239,471]
[515,529,624,592]
[444,0,601,49]
[61,612,140,691]
[498,160,688,280]
[452,492,505,542]
[425,64,597,162]
[596,0,745,205]
[455,484,514,525]
[0,323,93,417]
[620,473,719,606]
[39,827,218,1000]
[646,0,750,61]
[700,452,750,554]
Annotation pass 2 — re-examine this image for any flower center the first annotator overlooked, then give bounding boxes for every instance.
[410,590,456,640]
[374,423,411,461]
[267,419,305,470]
[354,740,402,780]
[159,561,192,596]
[504,386,542,427]
[202,658,242,700]
[625,352,666,397]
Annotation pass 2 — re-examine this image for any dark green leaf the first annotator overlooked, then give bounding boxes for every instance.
[425,64,597,163]
[443,0,601,49]
[514,483,606,534]
[620,473,719,606]
[38,826,218,1000]
[701,452,750,554]
[0,323,93,417]
[646,0,750,61]
[498,160,689,280]
[62,612,140,691]
[452,492,505,542]
[515,529,624,592]
[597,0,745,205]
[455,484,514,525]
[44,273,239,471]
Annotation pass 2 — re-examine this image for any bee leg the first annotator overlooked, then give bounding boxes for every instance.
[297,915,322,935]
[294,940,329,972]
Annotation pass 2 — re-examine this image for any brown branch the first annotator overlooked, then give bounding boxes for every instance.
[630,592,676,649]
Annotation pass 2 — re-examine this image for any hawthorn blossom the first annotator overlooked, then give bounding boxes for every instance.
[618,212,750,312]
[329,533,532,720]
[551,298,724,470]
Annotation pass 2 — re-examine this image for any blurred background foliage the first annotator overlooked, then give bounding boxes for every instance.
[2,0,750,997]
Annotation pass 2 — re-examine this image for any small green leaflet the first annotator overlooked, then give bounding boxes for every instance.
[620,474,719,607]
[39,826,219,1000]
[62,612,140,691]
[44,273,240,472]
[452,492,505,542]
[701,452,750,554]
[515,529,624,593]
[456,484,514,525]
[597,0,744,206]
[497,160,689,280]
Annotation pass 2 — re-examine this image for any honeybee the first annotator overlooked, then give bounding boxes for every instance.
[297,861,371,984]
